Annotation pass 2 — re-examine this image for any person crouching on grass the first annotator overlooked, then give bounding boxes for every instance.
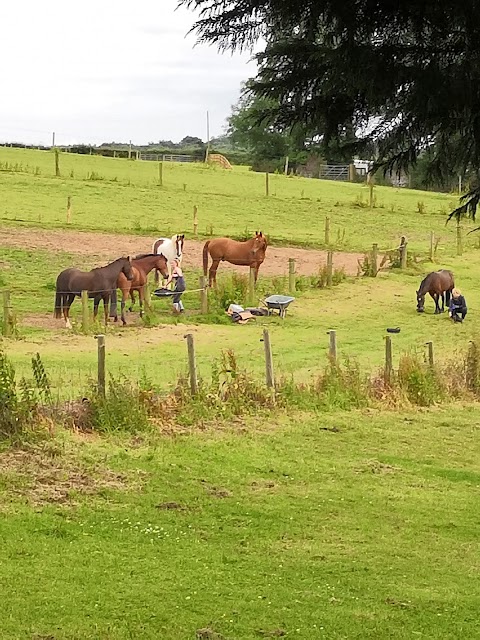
[165,259,186,314]
[449,288,467,323]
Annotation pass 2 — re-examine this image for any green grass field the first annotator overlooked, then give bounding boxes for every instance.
[2,148,480,639]
[0,146,475,254]
[1,410,479,639]
[0,146,479,395]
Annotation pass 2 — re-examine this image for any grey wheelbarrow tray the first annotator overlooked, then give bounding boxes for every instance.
[263,295,295,318]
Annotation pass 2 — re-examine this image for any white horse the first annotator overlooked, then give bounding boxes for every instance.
[152,234,185,285]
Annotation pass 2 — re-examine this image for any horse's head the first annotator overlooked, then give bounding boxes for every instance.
[154,255,169,280]
[123,256,134,281]
[253,231,267,254]
[173,234,185,261]
[416,289,425,312]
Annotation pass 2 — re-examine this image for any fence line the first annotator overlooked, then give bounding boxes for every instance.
[139,153,195,163]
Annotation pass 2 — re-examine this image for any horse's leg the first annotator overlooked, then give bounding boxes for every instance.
[103,295,109,326]
[63,294,74,329]
[209,260,220,288]
[93,296,100,321]
[440,292,445,312]
[254,264,260,284]
[432,292,440,314]
[120,288,128,326]
[129,290,136,312]
[139,287,144,318]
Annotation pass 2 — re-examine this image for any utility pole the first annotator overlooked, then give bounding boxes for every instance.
[205,110,210,163]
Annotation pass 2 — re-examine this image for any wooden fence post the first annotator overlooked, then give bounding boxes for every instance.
[429,231,435,262]
[348,163,356,182]
[248,267,256,306]
[371,243,378,277]
[325,216,330,245]
[399,236,408,269]
[327,251,333,287]
[265,172,270,197]
[185,333,198,395]
[367,173,375,208]
[457,220,463,256]
[54,148,60,177]
[284,156,289,176]
[199,276,208,314]
[425,341,434,368]
[263,328,275,389]
[327,329,337,362]
[67,196,72,224]
[95,334,106,397]
[385,335,393,383]
[288,258,296,293]
[81,290,89,331]
[2,290,11,337]
[144,283,152,313]
[193,205,198,237]
[158,161,163,187]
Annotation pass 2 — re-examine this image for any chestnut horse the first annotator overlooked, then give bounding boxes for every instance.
[54,257,133,329]
[203,232,267,287]
[416,269,454,314]
[111,254,169,325]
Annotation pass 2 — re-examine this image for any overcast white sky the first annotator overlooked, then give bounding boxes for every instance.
[0,0,256,146]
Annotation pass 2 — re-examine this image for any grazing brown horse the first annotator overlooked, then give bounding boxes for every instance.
[416,269,454,314]
[203,232,267,287]
[112,254,169,325]
[54,257,133,328]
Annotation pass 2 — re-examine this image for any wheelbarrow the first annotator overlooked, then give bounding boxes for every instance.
[263,295,295,319]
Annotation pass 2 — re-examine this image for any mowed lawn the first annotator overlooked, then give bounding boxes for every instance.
[1,409,479,639]
[0,146,475,254]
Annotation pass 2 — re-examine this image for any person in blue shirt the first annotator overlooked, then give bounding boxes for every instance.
[449,288,467,323]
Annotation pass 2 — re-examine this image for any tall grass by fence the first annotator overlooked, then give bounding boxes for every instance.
[2,332,480,441]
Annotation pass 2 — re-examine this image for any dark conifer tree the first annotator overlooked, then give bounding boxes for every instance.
[180,0,480,220]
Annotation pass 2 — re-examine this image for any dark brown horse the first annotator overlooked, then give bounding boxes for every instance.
[111,254,169,325]
[54,257,133,328]
[416,269,454,314]
[203,232,267,287]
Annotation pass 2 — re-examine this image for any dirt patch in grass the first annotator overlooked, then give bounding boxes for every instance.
[0,227,363,276]
[0,443,147,507]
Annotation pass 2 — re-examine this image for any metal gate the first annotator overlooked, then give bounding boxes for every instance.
[319,164,349,181]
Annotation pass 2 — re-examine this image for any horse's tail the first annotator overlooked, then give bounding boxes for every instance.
[203,241,210,276]
[54,289,63,318]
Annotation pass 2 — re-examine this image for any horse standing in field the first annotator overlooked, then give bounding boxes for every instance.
[54,257,134,328]
[152,234,185,284]
[111,253,169,326]
[416,269,455,314]
[203,232,268,287]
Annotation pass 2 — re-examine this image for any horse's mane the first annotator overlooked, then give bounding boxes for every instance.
[91,256,129,271]
[134,253,163,259]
